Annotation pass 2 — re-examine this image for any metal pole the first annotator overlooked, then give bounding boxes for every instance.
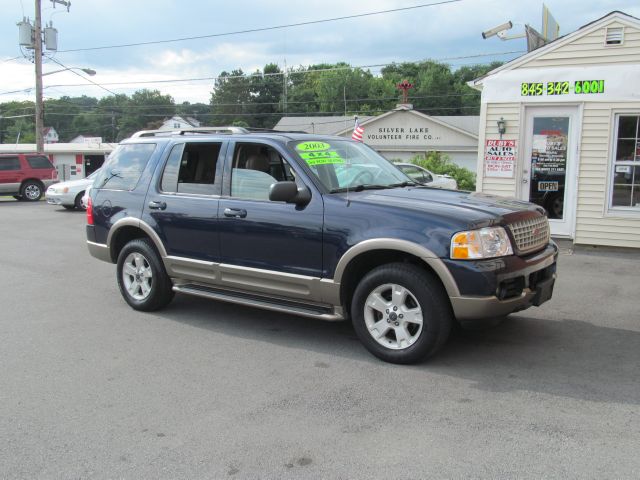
[34,0,44,153]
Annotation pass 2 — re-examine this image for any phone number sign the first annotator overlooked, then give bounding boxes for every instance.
[521,80,605,96]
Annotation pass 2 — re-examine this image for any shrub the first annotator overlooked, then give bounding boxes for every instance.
[404,152,476,191]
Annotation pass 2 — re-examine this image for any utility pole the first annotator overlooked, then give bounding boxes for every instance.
[34,0,44,153]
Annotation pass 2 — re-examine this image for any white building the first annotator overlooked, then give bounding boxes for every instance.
[469,10,640,248]
[0,142,116,180]
[274,106,480,172]
[42,127,59,144]
[70,135,103,144]
[160,115,202,130]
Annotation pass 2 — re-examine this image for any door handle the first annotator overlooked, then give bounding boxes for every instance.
[224,207,247,218]
[148,200,167,210]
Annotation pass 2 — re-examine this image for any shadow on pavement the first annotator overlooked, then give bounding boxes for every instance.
[157,294,640,405]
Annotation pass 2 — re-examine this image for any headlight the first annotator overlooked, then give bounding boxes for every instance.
[450,227,513,260]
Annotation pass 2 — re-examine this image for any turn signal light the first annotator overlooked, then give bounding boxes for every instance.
[86,197,94,225]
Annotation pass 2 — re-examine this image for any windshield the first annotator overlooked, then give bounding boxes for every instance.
[292,140,412,192]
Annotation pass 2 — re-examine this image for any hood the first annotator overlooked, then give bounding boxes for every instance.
[335,186,544,228]
[53,177,93,189]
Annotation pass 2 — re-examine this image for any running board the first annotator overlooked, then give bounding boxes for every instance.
[172,283,344,321]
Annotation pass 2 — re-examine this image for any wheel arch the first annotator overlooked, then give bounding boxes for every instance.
[335,239,460,318]
[21,178,45,191]
[107,218,167,263]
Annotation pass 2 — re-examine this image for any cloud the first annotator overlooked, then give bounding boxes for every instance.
[2,0,640,105]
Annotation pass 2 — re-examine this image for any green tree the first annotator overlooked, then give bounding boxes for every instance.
[210,69,252,126]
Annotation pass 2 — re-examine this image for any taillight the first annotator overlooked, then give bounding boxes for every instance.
[87,197,94,225]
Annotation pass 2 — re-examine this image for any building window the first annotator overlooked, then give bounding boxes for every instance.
[611,115,640,211]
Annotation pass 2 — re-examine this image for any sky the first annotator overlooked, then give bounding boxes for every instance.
[1,0,639,105]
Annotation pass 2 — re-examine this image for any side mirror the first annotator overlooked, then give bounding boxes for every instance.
[269,181,311,205]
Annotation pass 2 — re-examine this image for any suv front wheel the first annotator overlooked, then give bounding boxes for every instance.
[351,263,452,364]
[116,238,174,311]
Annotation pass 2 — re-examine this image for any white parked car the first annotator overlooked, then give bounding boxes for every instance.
[46,169,100,210]
[395,163,458,190]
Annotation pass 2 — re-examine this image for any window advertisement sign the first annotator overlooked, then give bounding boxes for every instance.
[529,117,569,219]
[484,139,517,178]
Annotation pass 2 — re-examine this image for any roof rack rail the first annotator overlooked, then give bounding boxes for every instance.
[130,126,250,138]
[130,126,309,138]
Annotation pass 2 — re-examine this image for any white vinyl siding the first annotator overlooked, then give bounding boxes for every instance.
[477,102,520,195]
[522,21,640,69]
[575,103,640,248]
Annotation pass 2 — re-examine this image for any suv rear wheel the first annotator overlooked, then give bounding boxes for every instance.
[351,263,452,364]
[116,238,174,311]
[21,181,43,201]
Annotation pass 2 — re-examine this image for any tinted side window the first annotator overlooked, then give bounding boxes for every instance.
[230,143,294,200]
[93,143,156,191]
[160,144,183,193]
[0,157,21,171]
[160,142,221,195]
[26,156,53,169]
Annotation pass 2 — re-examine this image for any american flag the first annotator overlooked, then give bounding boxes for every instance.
[351,117,364,142]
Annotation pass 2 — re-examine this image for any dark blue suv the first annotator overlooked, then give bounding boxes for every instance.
[86,127,557,364]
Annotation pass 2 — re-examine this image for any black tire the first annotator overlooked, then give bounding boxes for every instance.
[351,263,452,364]
[20,181,43,201]
[74,191,85,210]
[116,238,174,311]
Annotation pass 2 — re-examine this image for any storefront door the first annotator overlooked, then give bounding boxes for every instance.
[522,106,580,237]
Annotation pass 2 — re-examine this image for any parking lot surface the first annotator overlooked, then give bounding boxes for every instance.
[1,200,639,479]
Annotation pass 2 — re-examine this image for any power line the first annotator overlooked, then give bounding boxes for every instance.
[57,0,464,53]
[1,56,23,63]
[42,105,481,117]
[38,52,520,90]
[41,92,481,111]
[48,57,118,96]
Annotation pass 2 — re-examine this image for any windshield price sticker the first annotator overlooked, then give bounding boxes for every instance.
[300,150,345,166]
[521,80,604,96]
[296,141,331,152]
[538,181,559,192]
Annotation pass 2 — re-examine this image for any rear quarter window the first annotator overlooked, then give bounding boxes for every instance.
[0,156,21,171]
[26,156,54,169]
[93,143,156,191]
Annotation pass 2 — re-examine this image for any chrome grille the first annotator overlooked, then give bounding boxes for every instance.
[507,216,550,254]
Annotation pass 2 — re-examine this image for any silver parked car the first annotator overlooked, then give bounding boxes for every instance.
[394,163,458,190]
[46,169,100,210]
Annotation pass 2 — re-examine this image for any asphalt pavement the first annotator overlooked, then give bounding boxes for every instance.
[1,200,639,479]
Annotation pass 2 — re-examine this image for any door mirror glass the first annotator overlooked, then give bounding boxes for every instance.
[269,181,298,202]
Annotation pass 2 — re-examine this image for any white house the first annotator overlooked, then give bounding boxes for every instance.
[160,115,202,130]
[469,10,640,248]
[42,127,59,144]
[274,106,479,171]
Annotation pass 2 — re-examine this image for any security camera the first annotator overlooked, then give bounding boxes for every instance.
[482,21,513,39]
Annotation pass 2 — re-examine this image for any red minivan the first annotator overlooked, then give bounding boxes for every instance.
[0,154,58,201]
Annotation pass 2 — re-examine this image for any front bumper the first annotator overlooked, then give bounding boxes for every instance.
[448,242,558,320]
[45,190,75,206]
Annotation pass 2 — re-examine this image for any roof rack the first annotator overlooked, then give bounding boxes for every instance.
[130,126,308,138]
[131,126,249,138]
